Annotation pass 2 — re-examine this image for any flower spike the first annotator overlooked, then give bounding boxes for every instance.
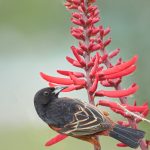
[40,0,149,149]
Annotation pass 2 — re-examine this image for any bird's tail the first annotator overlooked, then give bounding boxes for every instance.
[109,124,145,148]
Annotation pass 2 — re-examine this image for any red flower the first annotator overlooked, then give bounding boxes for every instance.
[97,100,149,119]
[45,134,68,147]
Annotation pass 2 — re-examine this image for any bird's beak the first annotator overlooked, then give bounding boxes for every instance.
[53,86,68,95]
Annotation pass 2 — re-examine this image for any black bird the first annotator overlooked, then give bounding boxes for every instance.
[34,86,145,148]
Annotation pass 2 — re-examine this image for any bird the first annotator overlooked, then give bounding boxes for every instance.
[34,86,145,149]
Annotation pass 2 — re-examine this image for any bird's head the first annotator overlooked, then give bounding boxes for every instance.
[34,86,67,105]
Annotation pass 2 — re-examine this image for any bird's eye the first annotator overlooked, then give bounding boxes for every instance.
[43,91,49,96]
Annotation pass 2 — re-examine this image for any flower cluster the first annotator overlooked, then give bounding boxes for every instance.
[40,0,149,149]
[97,100,149,124]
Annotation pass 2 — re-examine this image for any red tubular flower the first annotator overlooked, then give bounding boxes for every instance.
[69,73,86,86]
[103,27,111,36]
[99,25,104,37]
[79,2,86,12]
[72,12,82,19]
[123,103,149,113]
[104,38,112,47]
[71,27,85,41]
[57,70,85,78]
[71,46,86,66]
[79,41,88,51]
[111,108,132,118]
[135,108,149,123]
[109,48,120,59]
[90,44,102,52]
[49,82,84,92]
[71,32,85,41]
[97,100,148,113]
[45,134,68,147]
[40,72,73,85]
[95,83,139,98]
[90,53,99,77]
[72,0,81,5]
[102,55,138,75]
[71,18,84,26]
[66,56,84,68]
[100,54,108,62]
[91,17,100,24]
[97,100,149,119]
[117,143,128,147]
[100,80,112,87]
[89,75,99,94]
[102,65,136,79]
[115,58,122,66]
[63,84,84,92]
[88,27,99,36]
[71,27,83,33]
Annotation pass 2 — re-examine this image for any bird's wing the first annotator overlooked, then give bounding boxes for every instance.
[59,100,111,136]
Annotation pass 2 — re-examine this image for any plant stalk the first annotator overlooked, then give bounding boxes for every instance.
[82,1,101,149]
[84,53,101,150]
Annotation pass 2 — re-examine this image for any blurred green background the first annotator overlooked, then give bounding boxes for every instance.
[0,0,150,150]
